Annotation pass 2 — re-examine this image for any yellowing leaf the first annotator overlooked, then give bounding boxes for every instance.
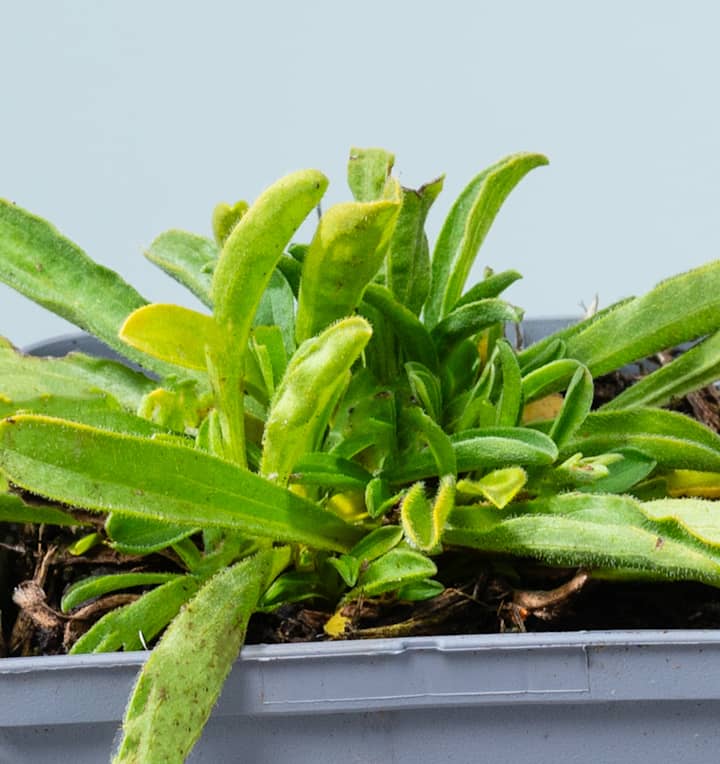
[120,304,219,370]
[666,470,720,499]
[522,393,564,423]
[324,611,351,638]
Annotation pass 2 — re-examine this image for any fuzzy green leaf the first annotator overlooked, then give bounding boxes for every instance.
[144,230,218,307]
[345,546,438,600]
[211,201,248,247]
[640,498,720,548]
[405,406,457,476]
[71,575,200,654]
[430,299,523,349]
[261,317,372,485]
[105,513,199,555]
[388,427,558,484]
[405,362,443,421]
[385,177,445,315]
[574,448,657,494]
[211,169,327,331]
[208,170,328,464]
[602,331,720,410]
[61,572,181,613]
[1,394,169,437]
[349,525,404,564]
[364,477,402,519]
[347,147,395,202]
[564,261,720,376]
[0,415,363,552]
[516,299,632,372]
[548,366,594,449]
[259,568,334,610]
[446,493,720,585]
[425,152,548,327]
[494,339,523,426]
[253,269,296,356]
[114,548,290,764]
[396,578,445,601]
[0,340,156,413]
[363,284,439,371]
[295,198,401,342]
[0,490,86,526]
[288,452,373,489]
[453,269,523,311]
[400,482,433,551]
[562,408,720,473]
[521,358,584,403]
[0,199,176,377]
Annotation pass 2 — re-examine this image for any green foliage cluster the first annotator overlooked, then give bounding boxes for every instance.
[2,148,720,761]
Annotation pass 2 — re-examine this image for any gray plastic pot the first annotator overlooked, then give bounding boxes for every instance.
[4,323,719,762]
[3,630,720,763]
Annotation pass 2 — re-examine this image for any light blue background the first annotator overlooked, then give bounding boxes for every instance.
[2,1,718,345]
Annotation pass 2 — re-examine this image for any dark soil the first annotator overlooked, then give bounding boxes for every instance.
[3,362,720,656]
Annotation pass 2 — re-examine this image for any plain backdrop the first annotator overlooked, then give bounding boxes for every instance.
[2,0,719,346]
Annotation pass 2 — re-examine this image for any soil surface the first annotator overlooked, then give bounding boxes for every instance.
[3,361,720,656]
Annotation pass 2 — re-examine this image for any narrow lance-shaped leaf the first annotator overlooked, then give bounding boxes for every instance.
[453,269,523,310]
[548,365,594,449]
[261,317,372,485]
[405,405,457,476]
[113,547,290,764]
[494,339,523,426]
[253,269,296,356]
[211,169,327,330]
[602,330,720,410]
[71,576,200,654]
[0,415,363,552]
[387,427,557,484]
[0,339,156,413]
[288,452,373,489]
[1,394,171,437]
[208,169,328,465]
[425,152,548,328]
[561,408,720,473]
[61,572,181,613]
[405,362,443,422]
[400,482,433,550]
[144,230,219,308]
[0,491,87,527]
[328,527,405,588]
[295,198,401,342]
[430,299,523,349]
[564,260,720,376]
[0,200,176,377]
[362,284,439,372]
[517,299,634,372]
[386,176,445,315]
[105,513,199,555]
[521,358,584,403]
[445,494,720,586]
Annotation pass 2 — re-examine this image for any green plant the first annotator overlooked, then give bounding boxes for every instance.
[2,148,720,761]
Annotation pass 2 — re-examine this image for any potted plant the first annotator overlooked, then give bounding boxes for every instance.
[2,148,720,762]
